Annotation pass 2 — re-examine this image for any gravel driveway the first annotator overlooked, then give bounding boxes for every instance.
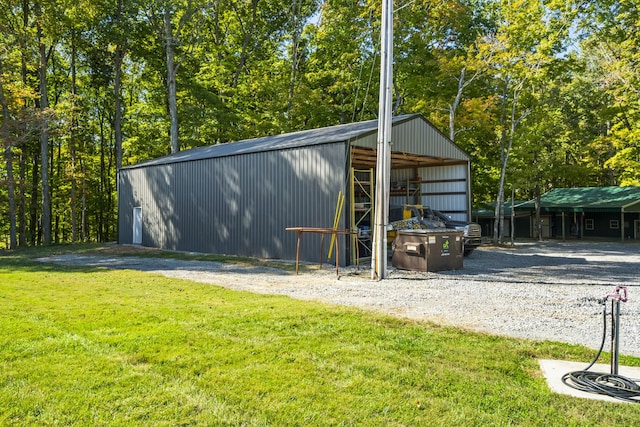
[39,240,640,357]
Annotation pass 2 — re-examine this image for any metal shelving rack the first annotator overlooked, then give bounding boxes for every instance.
[350,168,374,263]
[390,178,422,205]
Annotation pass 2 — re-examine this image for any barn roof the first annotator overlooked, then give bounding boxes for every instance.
[122,114,464,170]
[473,200,531,217]
[518,187,640,213]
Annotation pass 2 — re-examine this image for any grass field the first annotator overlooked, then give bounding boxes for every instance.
[2,245,640,426]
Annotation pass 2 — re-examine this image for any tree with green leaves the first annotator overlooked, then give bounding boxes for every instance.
[0,56,17,249]
[473,0,569,244]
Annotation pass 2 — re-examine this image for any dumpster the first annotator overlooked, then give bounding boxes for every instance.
[391,229,464,272]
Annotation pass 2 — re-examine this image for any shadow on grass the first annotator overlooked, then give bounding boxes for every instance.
[9,241,640,285]
[35,254,292,276]
[1,243,297,276]
[0,252,106,275]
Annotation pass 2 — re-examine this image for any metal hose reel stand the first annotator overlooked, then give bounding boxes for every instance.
[562,285,640,403]
[610,286,626,376]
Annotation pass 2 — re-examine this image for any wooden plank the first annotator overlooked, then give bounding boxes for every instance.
[350,146,467,169]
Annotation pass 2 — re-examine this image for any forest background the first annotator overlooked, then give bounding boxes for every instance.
[1,0,638,249]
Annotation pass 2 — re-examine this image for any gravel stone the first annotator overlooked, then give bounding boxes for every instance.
[39,240,640,357]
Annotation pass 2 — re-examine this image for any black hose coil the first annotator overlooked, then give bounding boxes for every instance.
[561,300,640,403]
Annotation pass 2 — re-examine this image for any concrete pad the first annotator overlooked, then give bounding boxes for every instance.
[539,359,640,403]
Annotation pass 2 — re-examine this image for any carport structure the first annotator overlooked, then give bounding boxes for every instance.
[117,114,472,265]
[473,187,640,241]
[516,187,640,241]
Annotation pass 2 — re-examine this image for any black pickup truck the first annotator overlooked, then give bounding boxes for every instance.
[432,210,482,256]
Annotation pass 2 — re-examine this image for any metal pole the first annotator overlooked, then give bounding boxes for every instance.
[510,187,515,246]
[604,285,627,375]
[372,0,393,280]
[611,298,620,375]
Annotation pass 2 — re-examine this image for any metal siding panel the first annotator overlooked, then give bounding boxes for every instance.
[140,142,348,263]
[175,161,201,252]
[392,117,470,161]
[142,166,167,249]
[122,169,141,244]
[189,163,200,250]
[420,165,470,219]
[388,165,469,217]
[274,144,348,263]
[119,143,350,265]
[117,171,134,244]
[355,132,377,149]
[214,154,242,255]
[391,169,415,182]
[128,164,178,250]
[351,116,469,161]
[130,169,150,245]
[174,163,186,251]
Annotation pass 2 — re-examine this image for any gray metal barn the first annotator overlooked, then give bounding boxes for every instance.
[117,114,471,265]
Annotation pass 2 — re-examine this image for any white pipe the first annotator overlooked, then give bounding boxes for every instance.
[372,0,394,280]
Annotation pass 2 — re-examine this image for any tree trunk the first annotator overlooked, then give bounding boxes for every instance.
[107,126,115,240]
[164,9,179,153]
[494,121,516,245]
[18,149,26,246]
[449,67,466,142]
[0,59,17,249]
[99,108,106,241]
[114,0,124,169]
[493,147,508,245]
[18,0,29,247]
[231,0,258,89]
[30,149,38,246]
[493,81,530,245]
[80,156,87,241]
[37,3,51,245]
[493,81,509,245]
[114,46,124,167]
[287,0,302,114]
[534,186,542,241]
[54,136,62,243]
[70,31,78,242]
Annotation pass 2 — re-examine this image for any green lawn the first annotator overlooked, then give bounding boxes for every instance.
[1,245,640,426]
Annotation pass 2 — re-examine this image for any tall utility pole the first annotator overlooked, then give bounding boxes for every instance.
[371,0,393,280]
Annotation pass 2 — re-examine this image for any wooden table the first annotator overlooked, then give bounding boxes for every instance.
[285,227,359,276]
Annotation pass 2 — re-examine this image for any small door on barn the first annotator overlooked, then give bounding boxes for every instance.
[635,220,640,240]
[133,207,142,244]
